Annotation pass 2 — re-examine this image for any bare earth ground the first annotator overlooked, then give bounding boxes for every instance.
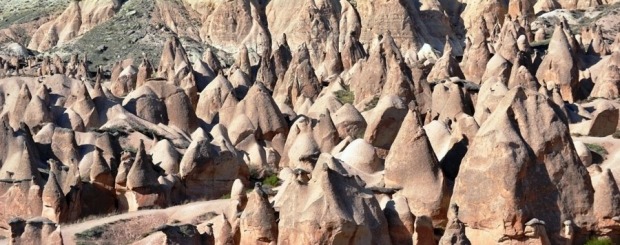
[61,199,234,244]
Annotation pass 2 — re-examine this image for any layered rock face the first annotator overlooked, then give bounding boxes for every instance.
[28,0,122,52]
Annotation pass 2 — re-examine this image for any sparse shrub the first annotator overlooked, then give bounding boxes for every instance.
[335,89,355,105]
[354,126,367,139]
[123,146,137,154]
[248,165,261,180]
[585,237,613,245]
[530,39,551,47]
[177,224,197,237]
[585,143,608,156]
[262,174,279,187]
[75,224,109,240]
[363,96,379,111]
[132,125,165,140]
[219,193,231,199]
[612,130,620,139]
[93,126,129,137]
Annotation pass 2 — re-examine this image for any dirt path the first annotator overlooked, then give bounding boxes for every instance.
[61,209,160,245]
[60,199,234,244]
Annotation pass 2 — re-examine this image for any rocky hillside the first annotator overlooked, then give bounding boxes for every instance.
[0,0,620,244]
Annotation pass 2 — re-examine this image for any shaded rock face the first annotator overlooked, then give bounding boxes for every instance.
[180,138,247,200]
[276,154,392,244]
[452,87,595,243]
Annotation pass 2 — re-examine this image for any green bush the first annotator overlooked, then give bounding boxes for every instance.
[585,237,613,245]
[585,143,608,156]
[75,225,108,240]
[530,39,551,47]
[262,174,279,187]
[335,89,355,105]
[363,96,379,112]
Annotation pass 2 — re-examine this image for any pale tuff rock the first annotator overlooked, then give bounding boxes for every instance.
[332,103,367,140]
[126,141,160,191]
[349,32,415,106]
[590,51,620,99]
[179,137,246,200]
[589,167,620,231]
[481,53,512,85]
[195,74,237,124]
[384,196,416,244]
[363,95,408,150]
[41,172,67,223]
[430,81,473,123]
[569,101,619,137]
[494,16,523,63]
[573,141,593,167]
[236,83,288,141]
[439,204,471,245]
[239,183,278,244]
[461,19,492,83]
[336,139,383,174]
[462,0,507,34]
[266,0,341,66]
[202,0,271,56]
[158,36,193,84]
[536,24,580,102]
[385,107,450,225]
[427,37,465,82]
[507,52,538,91]
[275,154,392,244]
[274,43,321,110]
[150,139,180,175]
[28,0,121,52]
[452,87,595,243]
